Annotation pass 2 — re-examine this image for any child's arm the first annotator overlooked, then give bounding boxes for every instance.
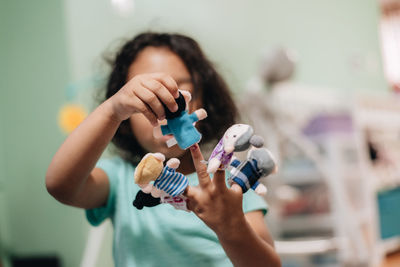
[185,144,281,267]
[46,73,179,208]
[46,101,120,208]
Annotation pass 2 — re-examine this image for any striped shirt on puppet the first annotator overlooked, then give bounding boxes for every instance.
[153,166,188,197]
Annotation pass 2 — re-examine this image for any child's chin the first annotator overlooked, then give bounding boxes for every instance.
[155,144,185,159]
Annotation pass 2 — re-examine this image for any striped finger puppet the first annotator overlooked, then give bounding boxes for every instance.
[154,166,188,197]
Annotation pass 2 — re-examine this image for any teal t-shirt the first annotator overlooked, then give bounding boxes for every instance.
[86,156,268,267]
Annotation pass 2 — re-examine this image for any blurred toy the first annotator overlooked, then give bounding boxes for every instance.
[132,153,189,210]
[153,91,207,150]
[207,124,263,173]
[228,140,277,195]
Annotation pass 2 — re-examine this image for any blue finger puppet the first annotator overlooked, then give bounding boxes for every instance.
[159,91,207,150]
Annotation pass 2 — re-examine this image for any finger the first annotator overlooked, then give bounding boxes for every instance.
[133,97,158,126]
[213,170,227,191]
[150,73,180,98]
[147,81,179,113]
[183,186,196,212]
[183,185,197,198]
[189,144,211,188]
[134,88,165,119]
[141,79,178,113]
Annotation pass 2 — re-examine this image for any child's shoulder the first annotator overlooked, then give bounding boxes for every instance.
[96,155,136,177]
[98,155,128,166]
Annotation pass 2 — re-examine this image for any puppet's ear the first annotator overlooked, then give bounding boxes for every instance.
[249,135,264,148]
[180,90,192,103]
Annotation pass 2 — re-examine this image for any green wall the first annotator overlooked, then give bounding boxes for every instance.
[64,0,387,95]
[0,0,388,267]
[1,1,88,266]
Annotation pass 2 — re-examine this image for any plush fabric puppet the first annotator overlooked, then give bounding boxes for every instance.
[153,91,207,150]
[132,190,161,209]
[228,146,277,195]
[160,195,190,211]
[132,153,189,210]
[207,124,264,173]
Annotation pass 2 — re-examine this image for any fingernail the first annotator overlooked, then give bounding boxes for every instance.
[172,105,178,112]
[190,144,198,151]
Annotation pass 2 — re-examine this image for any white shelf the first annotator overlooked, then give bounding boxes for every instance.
[280,213,333,232]
[275,237,339,255]
[279,167,322,185]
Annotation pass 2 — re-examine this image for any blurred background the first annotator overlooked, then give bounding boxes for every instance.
[1,0,400,266]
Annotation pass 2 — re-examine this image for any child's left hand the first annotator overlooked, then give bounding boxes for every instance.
[185,144,281,267]
[184,144,246,236]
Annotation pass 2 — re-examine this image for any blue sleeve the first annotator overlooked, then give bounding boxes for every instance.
[242,189,268,215]
[161,124,172,135]
[85,158,120,226]
[188,112,199,124]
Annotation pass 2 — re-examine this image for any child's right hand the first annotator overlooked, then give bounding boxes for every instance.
[108,73,180,126]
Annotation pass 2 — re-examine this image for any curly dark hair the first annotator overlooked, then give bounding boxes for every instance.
[104,32,238,165]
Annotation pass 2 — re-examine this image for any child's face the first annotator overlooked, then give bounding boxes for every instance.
[127,46,200,159]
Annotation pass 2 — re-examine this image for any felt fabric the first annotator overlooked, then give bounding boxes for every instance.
[248,149,276,176]
[132,190,161,209]
[161,111,201,149]
[134,155,163,184]
[163,92,186,119]
[153,166,188,197]
[229,158,261,193]
[86,157,268,267]
[161,195,189,211]
[208,138,234,170]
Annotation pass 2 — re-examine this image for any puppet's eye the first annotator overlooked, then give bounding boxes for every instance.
[233,135,237,138]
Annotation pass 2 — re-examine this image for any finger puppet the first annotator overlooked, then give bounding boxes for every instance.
[207,124,263,173]
[153,91,207,150]
[228,139,277,195]
[161,195,190,212]
[132,153,189,210]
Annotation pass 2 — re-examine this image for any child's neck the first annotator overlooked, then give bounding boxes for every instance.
[177,150,196,175]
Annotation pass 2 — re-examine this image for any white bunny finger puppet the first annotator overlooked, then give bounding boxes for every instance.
[132,153,189,210]
[207,124,263,174]
[228,146,277,196]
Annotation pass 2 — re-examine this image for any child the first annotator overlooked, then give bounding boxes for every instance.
[46,32,281,267]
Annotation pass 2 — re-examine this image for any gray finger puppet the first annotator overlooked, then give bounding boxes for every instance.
[228,138,277,195]
[207,124,262,173]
